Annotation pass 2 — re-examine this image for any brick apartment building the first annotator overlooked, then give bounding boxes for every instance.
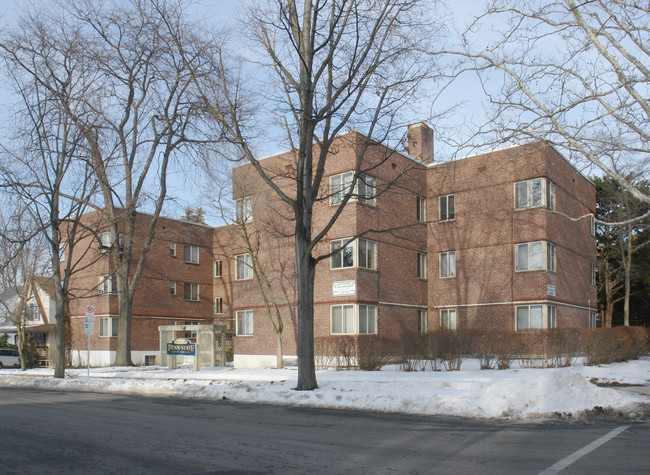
[66,123,597,367]
[67,211,214,365]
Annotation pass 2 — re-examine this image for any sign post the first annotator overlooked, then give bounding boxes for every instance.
[84,305,95,378]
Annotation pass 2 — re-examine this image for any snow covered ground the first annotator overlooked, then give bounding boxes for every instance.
[1,358,648,421]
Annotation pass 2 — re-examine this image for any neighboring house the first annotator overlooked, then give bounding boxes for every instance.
[0,287,20,345]
[65,123,597,368]
[0,277,57,366]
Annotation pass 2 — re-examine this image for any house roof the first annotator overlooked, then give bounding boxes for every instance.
[32,276,55,297]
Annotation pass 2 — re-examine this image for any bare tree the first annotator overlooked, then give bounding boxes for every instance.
[1,8,106,376]
[0,211,48,370]
[2,0,213,366]
[167,0,438,389]
[451,0,650,211]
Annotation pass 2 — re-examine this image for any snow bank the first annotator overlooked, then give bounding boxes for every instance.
[0,358,648,420]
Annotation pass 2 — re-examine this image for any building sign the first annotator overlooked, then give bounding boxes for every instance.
[166,338,196,356]
[546,284,556,296]
[333,280,356,296]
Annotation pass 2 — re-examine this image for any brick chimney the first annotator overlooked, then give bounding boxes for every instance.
[407,122,434,164]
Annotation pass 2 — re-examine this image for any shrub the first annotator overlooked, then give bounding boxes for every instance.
[0,333,17,350]
[582,327,649,365]
[315,336,395,370]
[476,331,522,370]
[20,336,41,369]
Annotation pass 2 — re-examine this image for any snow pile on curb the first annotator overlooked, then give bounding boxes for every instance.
[1,358,648,420]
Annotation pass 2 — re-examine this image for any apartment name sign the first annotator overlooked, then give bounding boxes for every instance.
[333,280,356,296]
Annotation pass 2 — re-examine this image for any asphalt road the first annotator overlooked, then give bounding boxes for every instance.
[0,387,647,474]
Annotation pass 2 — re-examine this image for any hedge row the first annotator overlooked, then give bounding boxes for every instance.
[314,327,650,371]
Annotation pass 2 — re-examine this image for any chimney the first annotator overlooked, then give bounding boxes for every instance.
[407,122,434,164]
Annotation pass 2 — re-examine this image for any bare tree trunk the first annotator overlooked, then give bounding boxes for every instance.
[295,231,317,390]
[623,224,632,326]
[115,291,133,366]
[275,332,283,370]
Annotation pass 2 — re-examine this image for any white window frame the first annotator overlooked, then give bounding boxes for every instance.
[235,253,254,280]
[98,275,117,294]
[589,311,600,328]
[515,241,555,272]
[170,281,176,296]
[330,304,377,335]
[330,238,376,270]
[235,196,253,223]
[329,171,375,206]
[515,304,557,331]
[236,310,254,336]
[439,194,455,221]
[214,260,222,278]
[26,303,40,322]
[170,242,176,257]
[417,252,427,279]
[98,317,118,337]
[590,214,596,237]
[440,308,457,330]
[514,178,555,210]
[98,232,110,252]
[418,309,427,333]
[439,251,456,278]
[184,282,199,302]
[59,244,66,262]
[184,244,199,264]
[417,196,426,223]
[215,297,223,315]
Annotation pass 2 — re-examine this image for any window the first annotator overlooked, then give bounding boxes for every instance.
[547,243,556,272]
[515,241,555,272]
[98,232,110,252]
[59,244,66,262]
[170,281,176,296]
[357,174,376,205]
[514,178,555,210]
[184,321,198,339]
[439,251,456,278]
[98,232,124,251]
[330,304,377,335]
[330,172,375,206]
[440,308,457,330]
[439,194,455,221]
[235,196,253,223]
[330,238,376,270]
[170,242,176,257]
[417,196,426,223]
[417,252,427,279]
[590,262,596,285]
[236,310,254,336]
[590,311,601,328]
[418,309,427,333]
[98,317,118,337]
[214,260,222,278]
[215,297,223,315]
[184,283,199,301]
[235,253,253,280]
[184,244,199,264]
[98,275,117,294]
[26,303,40,322]
[590,214,596,237]
[516,305,557,331]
